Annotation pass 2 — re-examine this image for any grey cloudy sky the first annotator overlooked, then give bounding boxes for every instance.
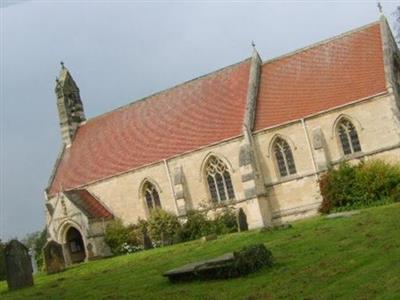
[0,0,398,240]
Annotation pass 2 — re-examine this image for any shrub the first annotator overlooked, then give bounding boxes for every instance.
[319,163,358,213]
[147,208,181,246]
[232,244,274,276]
[355,160,400,204]
[177,207,239,242]
[213,206,238,234]
[104,219,139,255]
[196,244,273,281]
[178,210,214,242]
[319,160,400,213]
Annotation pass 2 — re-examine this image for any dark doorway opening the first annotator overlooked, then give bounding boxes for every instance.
[65,227,86,263]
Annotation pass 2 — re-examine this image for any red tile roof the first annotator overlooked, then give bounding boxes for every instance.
[48,22,387,196]
[65,189,113,219]
[48,60,251,195]
[254,22,386,130]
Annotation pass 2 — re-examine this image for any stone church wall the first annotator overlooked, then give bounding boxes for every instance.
[87,161,174,224]
[305,94,400,164]
[252,93,400,224]
[75,93,400,229]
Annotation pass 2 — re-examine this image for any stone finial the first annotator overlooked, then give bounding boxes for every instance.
[60,61,65,69]
[377,2,383,15]
[251,40,256,48]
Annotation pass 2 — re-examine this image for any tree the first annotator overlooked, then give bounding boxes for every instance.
[0,239,6,281]
[22,228,47,270]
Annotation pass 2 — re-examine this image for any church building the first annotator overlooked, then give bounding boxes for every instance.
[44,17,400,264]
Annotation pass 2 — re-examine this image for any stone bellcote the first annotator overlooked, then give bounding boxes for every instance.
[55,64,86,146]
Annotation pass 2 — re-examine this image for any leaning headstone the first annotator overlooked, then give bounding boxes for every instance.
[5,240,34,290]
[43,240,65,275]
[236,208,248,232]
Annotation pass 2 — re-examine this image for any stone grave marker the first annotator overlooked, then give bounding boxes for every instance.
[201,234,217,243]
[236,208,248,232]
[43,240,65,274]
[143,231,153,250]
[163,244,273,282]
[86,243,95,259]
[5,240,34,290]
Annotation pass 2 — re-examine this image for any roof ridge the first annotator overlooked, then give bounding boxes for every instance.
[84,57,252,124]
[262,20,380,65]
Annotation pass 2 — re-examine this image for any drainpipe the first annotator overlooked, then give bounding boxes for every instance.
[301,118,318,174]
[163,159,179,214]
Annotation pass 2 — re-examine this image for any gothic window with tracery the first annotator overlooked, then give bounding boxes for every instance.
[337,119,361,155]
[205,156,235,203]
[143,181,161,210]
[273,138,297,177]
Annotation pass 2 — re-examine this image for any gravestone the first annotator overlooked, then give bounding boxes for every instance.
[5,240,34,290]
[163,244,273,282]
[143,231,153,250]
[236,208,248,232]
[201,234,217,243]
[326,211,360,219]
[43,240,65,274]
[86,243,95,259]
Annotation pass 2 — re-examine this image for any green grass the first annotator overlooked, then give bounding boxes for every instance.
[1,204,400,300]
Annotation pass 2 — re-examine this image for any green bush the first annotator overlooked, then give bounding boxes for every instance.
[319,160,400,213]
[232,244,274,276]
[213,207,238,234]
[147,209,181,246]
[178,207,238,242]
[178,210,214,242]
[104,219,139,255]
[196,244,273,280]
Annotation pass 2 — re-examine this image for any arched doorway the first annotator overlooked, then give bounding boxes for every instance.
[65,227,86,263]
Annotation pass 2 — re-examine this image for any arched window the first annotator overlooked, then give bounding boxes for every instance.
[205,156,235,203]
[143,181,161,210]
[337,119,361,155]
[273,137,297,177]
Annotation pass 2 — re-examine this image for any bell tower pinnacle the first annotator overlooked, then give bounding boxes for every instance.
[55,62,86,146]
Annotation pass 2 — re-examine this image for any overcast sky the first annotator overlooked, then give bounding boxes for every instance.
[0,0,398,240]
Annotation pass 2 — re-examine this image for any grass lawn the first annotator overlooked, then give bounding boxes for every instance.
[1,203,399,300]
